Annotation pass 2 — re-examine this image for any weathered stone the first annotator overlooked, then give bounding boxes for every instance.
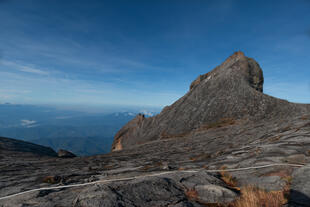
[194,184,237,203]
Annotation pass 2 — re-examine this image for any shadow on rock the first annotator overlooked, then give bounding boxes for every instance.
[289,190,310,207]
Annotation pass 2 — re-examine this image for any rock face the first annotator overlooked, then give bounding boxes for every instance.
[113,114,146,151]
[112,51,309,151]
[58,149,77,158]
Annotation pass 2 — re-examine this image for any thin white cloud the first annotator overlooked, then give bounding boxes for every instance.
[139,110,154,117]
[21,119,37,126]
[1,60,49,75]
[18,65,49,75]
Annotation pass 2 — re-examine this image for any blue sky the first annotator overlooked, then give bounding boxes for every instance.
[0,0,309,110]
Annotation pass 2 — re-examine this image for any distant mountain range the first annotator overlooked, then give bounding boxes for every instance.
[0,104,158,155]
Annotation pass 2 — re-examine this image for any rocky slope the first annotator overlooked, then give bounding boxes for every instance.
[1,52,310,207]
[0,136,57,157]
[112,51,310,151]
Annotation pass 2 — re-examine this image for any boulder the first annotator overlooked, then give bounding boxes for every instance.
[194,184,237,203]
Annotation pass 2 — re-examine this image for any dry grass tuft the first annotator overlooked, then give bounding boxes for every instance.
[185,184,289,207]
[230,186,287,207]
[219,166,237,187]
[185,188,199,200]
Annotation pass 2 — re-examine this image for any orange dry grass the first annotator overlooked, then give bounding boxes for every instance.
[185,188,199,200]
[230,186,287,207]
[219,166,237,187]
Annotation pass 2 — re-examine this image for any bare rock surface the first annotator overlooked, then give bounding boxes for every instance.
[193,184,237,203]
[74,176,193,207]
[1,52,310,207]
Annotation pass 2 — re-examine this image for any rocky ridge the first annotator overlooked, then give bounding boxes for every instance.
[0,136,57,157]
[112,51,309,151]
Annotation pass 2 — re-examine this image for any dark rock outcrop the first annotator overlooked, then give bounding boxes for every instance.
[112,51,310,151]
[58,149,77,158]
[0,136,57,157]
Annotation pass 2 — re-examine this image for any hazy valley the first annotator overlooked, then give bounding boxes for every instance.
[0,104,157,155]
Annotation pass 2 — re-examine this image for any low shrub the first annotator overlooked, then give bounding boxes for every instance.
[230,186,287,207]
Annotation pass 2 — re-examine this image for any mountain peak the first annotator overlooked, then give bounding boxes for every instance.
[222,50,245,65]
[190,51,263,92]
[112,52,309,151]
